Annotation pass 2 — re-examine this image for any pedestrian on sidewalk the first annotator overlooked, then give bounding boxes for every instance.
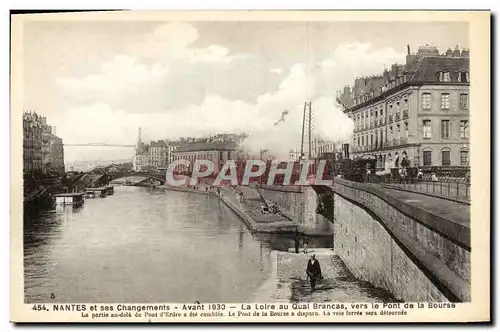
[306,254,323,292]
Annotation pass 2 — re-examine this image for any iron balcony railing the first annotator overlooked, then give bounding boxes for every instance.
[396,113,401,121]
[403,109,409,119]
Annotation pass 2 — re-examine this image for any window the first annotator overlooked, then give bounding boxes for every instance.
[441,150,451,166]
[423,120,432,138]
[441,71,451,82]
[460,120,469,139]
[423,151,432,166]
[460,93,469,109]
[422,93,431,110]
[441,93,450,109]
[460,150,469,165]
[459,71,469,83]
[441,120,451,138]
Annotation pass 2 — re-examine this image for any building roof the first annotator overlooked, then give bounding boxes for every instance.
[174,141,239,153]
[410,56,469,82]
[343,55,469,113]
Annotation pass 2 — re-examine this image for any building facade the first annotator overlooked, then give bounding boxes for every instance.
[148,140,167,169]
[23,112,43,172]
[338,45,470,170]
[172,141,241,174]
[46,133,65,174]
[23,111,65,174]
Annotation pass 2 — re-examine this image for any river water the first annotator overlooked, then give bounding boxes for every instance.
[24,186,332,303]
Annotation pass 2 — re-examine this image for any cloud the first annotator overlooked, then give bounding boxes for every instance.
[321,42,406,79]
[55,39,404,162]
[56,23,253,114]
[56,55,169,108]
[320,59,337,68]
[130,22,246,64]
[57,63,354,162]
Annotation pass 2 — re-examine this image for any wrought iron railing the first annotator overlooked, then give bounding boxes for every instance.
[366,175,470,201]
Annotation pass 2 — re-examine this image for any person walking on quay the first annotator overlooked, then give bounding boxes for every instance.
[306,254,322,292]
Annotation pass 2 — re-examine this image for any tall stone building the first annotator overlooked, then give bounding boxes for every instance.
[148,140,168,169]
[23,111,65,174]
[23,112,43,172]
[47,132,65,174]
[338,45,470,169]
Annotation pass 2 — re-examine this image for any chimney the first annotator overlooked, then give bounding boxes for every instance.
[407,44,410,55]
[53,126,56,135]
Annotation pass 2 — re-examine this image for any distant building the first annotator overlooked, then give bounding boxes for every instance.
[167,144,179,166]
[148,140,168,169]
[172,141,242,174]
[23,112,43,172]
[338,44,470,169]
[46,133,65,174]
[23,111,64,174]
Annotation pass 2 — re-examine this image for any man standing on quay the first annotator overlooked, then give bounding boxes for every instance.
[306,254,323,291]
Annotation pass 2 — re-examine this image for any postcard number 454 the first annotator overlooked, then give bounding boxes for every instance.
[31,304,50,312]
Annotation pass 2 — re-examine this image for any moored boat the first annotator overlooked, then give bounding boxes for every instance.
[54,193,85,206]
[86,187,108,198]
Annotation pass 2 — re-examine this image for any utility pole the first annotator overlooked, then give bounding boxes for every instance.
[308,102,312,159]
[300,101,313,160]
[300,102,307,161]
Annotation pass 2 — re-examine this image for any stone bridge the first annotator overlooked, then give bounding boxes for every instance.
[260,179,470,303]
[109,171,166,185]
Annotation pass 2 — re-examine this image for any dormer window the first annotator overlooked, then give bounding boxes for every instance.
[459,71,469,83]
[440,71,451,82]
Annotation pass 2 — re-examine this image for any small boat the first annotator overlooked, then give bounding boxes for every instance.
[85,190,96,198]
[86,187,108,198]
[54,193,84,206]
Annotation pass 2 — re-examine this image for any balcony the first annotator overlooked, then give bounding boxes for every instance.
[382,137,409,148]
[388,115,393,123]
[396,113,401,121]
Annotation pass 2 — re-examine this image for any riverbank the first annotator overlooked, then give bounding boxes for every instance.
[252,249,400,303]
[163,185,210,196]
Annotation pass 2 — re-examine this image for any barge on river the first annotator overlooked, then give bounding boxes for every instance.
[85,187,108,198]
[54,193,85,206]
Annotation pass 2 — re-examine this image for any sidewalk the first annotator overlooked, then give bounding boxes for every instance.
[375,186,470,227]
[253,250,399,303]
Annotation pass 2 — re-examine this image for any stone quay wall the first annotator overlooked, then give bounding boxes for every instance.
[260,185,333,236]
[333,178,470,302]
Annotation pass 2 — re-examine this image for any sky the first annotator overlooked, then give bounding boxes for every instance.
[22,20,469,163]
